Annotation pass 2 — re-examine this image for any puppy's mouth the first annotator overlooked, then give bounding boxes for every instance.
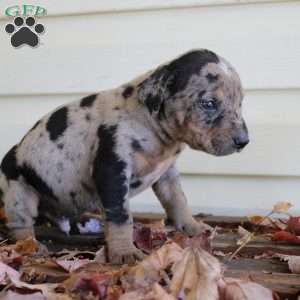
[209,139,238,156]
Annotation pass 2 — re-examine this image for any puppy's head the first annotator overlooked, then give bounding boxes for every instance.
[138,49,249,156]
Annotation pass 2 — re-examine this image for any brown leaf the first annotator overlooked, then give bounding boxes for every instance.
[20,259,70,284]
[0,289,45,300]
[15,238,39,254]
[69,272,112,297]
[272,202,292,214]
[169,230,212,253]
[55,258,91,273]
[287,216,300,235]
[125,242,183,289]
[106,285,124,300]
[133,223,167,254]
[237,226,253,246]
[248,215,265,225]
[120,283,175,300]
[170,247,221,300]
[220,278,278,300]
[247,216,287,230]
[0,207,7,223]
[0,248,23,268]
[0,261,20,285]
[272,231,300,244]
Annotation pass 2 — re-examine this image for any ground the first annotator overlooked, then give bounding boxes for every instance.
[0,207,300,299]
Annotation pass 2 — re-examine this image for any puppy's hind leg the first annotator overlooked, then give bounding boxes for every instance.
[4,180,39,241]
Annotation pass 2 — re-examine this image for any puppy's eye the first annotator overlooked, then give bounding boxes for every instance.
[200,99,217,111]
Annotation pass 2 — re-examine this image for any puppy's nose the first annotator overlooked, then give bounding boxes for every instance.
[233,135,249,150]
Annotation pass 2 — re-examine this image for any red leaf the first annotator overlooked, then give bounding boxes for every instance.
[287,217,300,235]
[272,231,300,244]
[72,273,112,297]
[133,223,167,253]
[169,231,212,253]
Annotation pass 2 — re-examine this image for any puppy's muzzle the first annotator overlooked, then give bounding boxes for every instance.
[233,131,249,150]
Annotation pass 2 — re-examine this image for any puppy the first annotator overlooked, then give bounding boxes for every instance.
[0,49,249,263]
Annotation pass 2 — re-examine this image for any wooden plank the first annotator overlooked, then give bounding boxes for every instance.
[224,257,289,273]
[225,269,300,299]
[214,233,300,256]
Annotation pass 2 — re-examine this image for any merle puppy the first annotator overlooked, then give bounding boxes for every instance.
[0,49,249,263]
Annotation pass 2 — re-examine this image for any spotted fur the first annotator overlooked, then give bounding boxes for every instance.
[0,49,248,263]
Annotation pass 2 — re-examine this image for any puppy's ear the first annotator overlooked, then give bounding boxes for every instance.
[137,66,174,114]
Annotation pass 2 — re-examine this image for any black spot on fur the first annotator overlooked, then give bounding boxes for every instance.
[175,148,181,155]
[131,139,143,151]
[70,191,76,199]
[165,50,219,96]
[130,180,142,189]
[145,95,162,114]
[20,163,58,201]
[114,106,120,110]
[82,182,94,195]
[212,112,224,127]
[206,73,219,82]
[198,91,206,99]
[122,86,134,99]
[57,143,64,150]
[46,107,68,141]
[0,188,3,207]
[93,125,128,224]
[139,50,218,115]
[80,94,97,107]
[1,145,19,180]
[85,113,91,121]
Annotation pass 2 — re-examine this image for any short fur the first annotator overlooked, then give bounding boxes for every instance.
[0,49,249,263]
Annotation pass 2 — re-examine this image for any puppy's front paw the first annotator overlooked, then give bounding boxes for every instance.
[108,245,145,265]
[181,220,213,236]
[106,222,146,265]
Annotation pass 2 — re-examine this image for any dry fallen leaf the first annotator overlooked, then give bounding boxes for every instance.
[237,226,253,246]
[0,261,20,285]
[133,223,167,254]
[0,207,7,223]
[15,238,39,255]
[248,216,287,230]
[287,216,300,235]
[0,289,46,300]
[272,230,300,244]
[220,277,279,300]
[55,258,91,273]
[170,247,222,300]
[169,230,213,253]
[272,202,292,214]
[120,283,175,300]
[125,242,183,289]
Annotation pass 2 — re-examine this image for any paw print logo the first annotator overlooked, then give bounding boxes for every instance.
[5,16,45,48]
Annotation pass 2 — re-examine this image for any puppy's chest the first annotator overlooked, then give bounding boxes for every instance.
[129,152,176,197]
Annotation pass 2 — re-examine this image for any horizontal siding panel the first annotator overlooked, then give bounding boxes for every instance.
[133,174,300,216]
[1,1,300,95]
[0,89,299,176]
[0,0,291,19]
